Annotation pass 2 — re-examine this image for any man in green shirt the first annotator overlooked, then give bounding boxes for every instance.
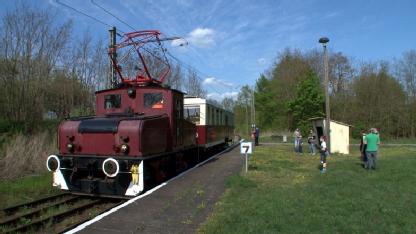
[364,128,380,170]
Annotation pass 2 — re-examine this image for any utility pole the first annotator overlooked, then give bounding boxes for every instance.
[252,87,256,127]
[109,27,117,88]
[319,37,330,152]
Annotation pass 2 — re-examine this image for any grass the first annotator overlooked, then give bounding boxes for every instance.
[199,145,416,233]
[0,172,61,209]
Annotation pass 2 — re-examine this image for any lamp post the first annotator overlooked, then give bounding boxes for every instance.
[319,37,330,153]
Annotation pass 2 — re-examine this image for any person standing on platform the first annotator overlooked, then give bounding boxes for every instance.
[251,127,256,142]
[319,136,329,173]
[298,135,303,154]
[364,128,380,170]
[255,127,260,146]
[293,128,301,153]
[308,129,316,155]
[359,129,367,167]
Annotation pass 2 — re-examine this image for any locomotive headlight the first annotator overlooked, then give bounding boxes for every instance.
[120,144,129,154]
[102,158,119,177]
[67,143,75,153]
[46,155,60,172]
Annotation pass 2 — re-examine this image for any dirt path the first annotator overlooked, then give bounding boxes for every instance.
[77,146,244,234]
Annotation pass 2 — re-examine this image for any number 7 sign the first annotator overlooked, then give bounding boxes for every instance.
[240,142,252,154]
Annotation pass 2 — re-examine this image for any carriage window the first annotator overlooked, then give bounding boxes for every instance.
[104,94,121,109]
[144,93,163,108]
[184,106,200,124]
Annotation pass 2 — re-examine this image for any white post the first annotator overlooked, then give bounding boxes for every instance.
[245,152,248,173]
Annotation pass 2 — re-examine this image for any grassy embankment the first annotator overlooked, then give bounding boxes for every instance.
[200,144,416,233]
[0,120,61,209]
[0,173,59,209]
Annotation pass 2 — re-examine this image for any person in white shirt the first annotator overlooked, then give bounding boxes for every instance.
[319,136,329,173]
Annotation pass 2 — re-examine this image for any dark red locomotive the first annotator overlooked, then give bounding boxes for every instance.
[46,30,234,197]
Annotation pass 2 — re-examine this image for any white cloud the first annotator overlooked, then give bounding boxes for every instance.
[207,91,238,101]
[171,38,188,47]
[203,77,234,88]
[257,58,266,65]
[187,27,215,48]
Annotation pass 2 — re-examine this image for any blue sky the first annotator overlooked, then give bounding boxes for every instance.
[1,0,415,100]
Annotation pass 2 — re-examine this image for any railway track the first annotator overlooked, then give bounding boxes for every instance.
[0,193,124,233]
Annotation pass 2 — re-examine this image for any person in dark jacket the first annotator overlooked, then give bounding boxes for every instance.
[359,129,367,167]
[308,129,316,155]
[255,127,260,146]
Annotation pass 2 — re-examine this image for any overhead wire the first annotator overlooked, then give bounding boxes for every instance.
[90,0,136,32]
[56,0,116,31]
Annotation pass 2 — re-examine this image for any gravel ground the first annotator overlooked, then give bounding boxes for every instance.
[77,146,244,234]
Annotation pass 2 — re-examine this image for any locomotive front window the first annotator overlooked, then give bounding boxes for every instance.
[184,106,200,124]
[144,93,163,109]
[104,94,121,109]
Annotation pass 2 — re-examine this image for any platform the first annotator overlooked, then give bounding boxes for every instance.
[76,146,244,233]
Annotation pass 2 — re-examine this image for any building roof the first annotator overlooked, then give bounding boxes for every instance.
[308,117,353,127]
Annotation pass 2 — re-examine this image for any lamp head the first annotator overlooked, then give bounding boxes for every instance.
[319,37,330,44]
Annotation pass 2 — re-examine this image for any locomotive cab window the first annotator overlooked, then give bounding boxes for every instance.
[104,94,121,109]
[144,93,163,109]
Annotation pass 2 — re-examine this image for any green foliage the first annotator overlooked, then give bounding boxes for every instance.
[287,70,325,134]
[233,85,254,136]
[235,48,415,139]
[350,68,406,137]
[255,75,278,130]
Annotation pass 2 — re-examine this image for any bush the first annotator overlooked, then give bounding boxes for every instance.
[0,132,56,180]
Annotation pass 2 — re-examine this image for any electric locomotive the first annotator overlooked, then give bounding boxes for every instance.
[46,30,233,197]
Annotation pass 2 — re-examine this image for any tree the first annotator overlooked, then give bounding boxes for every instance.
[221,97,235,111]
[328,52,354,94]
[0,4,72,128]
[165,62,183,90]
[352,65,406,137]
[269,48,313,130]
[254,74,277,130]
[395,50,416,137]
[287,70,325,134]
[396,50,416,99]
[184,69,206,97]
[234,85,253,135]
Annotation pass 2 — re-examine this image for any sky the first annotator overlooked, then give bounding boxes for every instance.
[1,0,416,100]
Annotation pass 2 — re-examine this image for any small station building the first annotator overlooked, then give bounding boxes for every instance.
[309,117,352,154]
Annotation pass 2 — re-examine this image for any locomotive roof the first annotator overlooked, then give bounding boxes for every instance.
[184,97,233,113]
[95,84,184,94]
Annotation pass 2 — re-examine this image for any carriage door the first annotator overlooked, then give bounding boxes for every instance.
[174,94,183,146]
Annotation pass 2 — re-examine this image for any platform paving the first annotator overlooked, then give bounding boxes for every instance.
[78,146,244,234]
